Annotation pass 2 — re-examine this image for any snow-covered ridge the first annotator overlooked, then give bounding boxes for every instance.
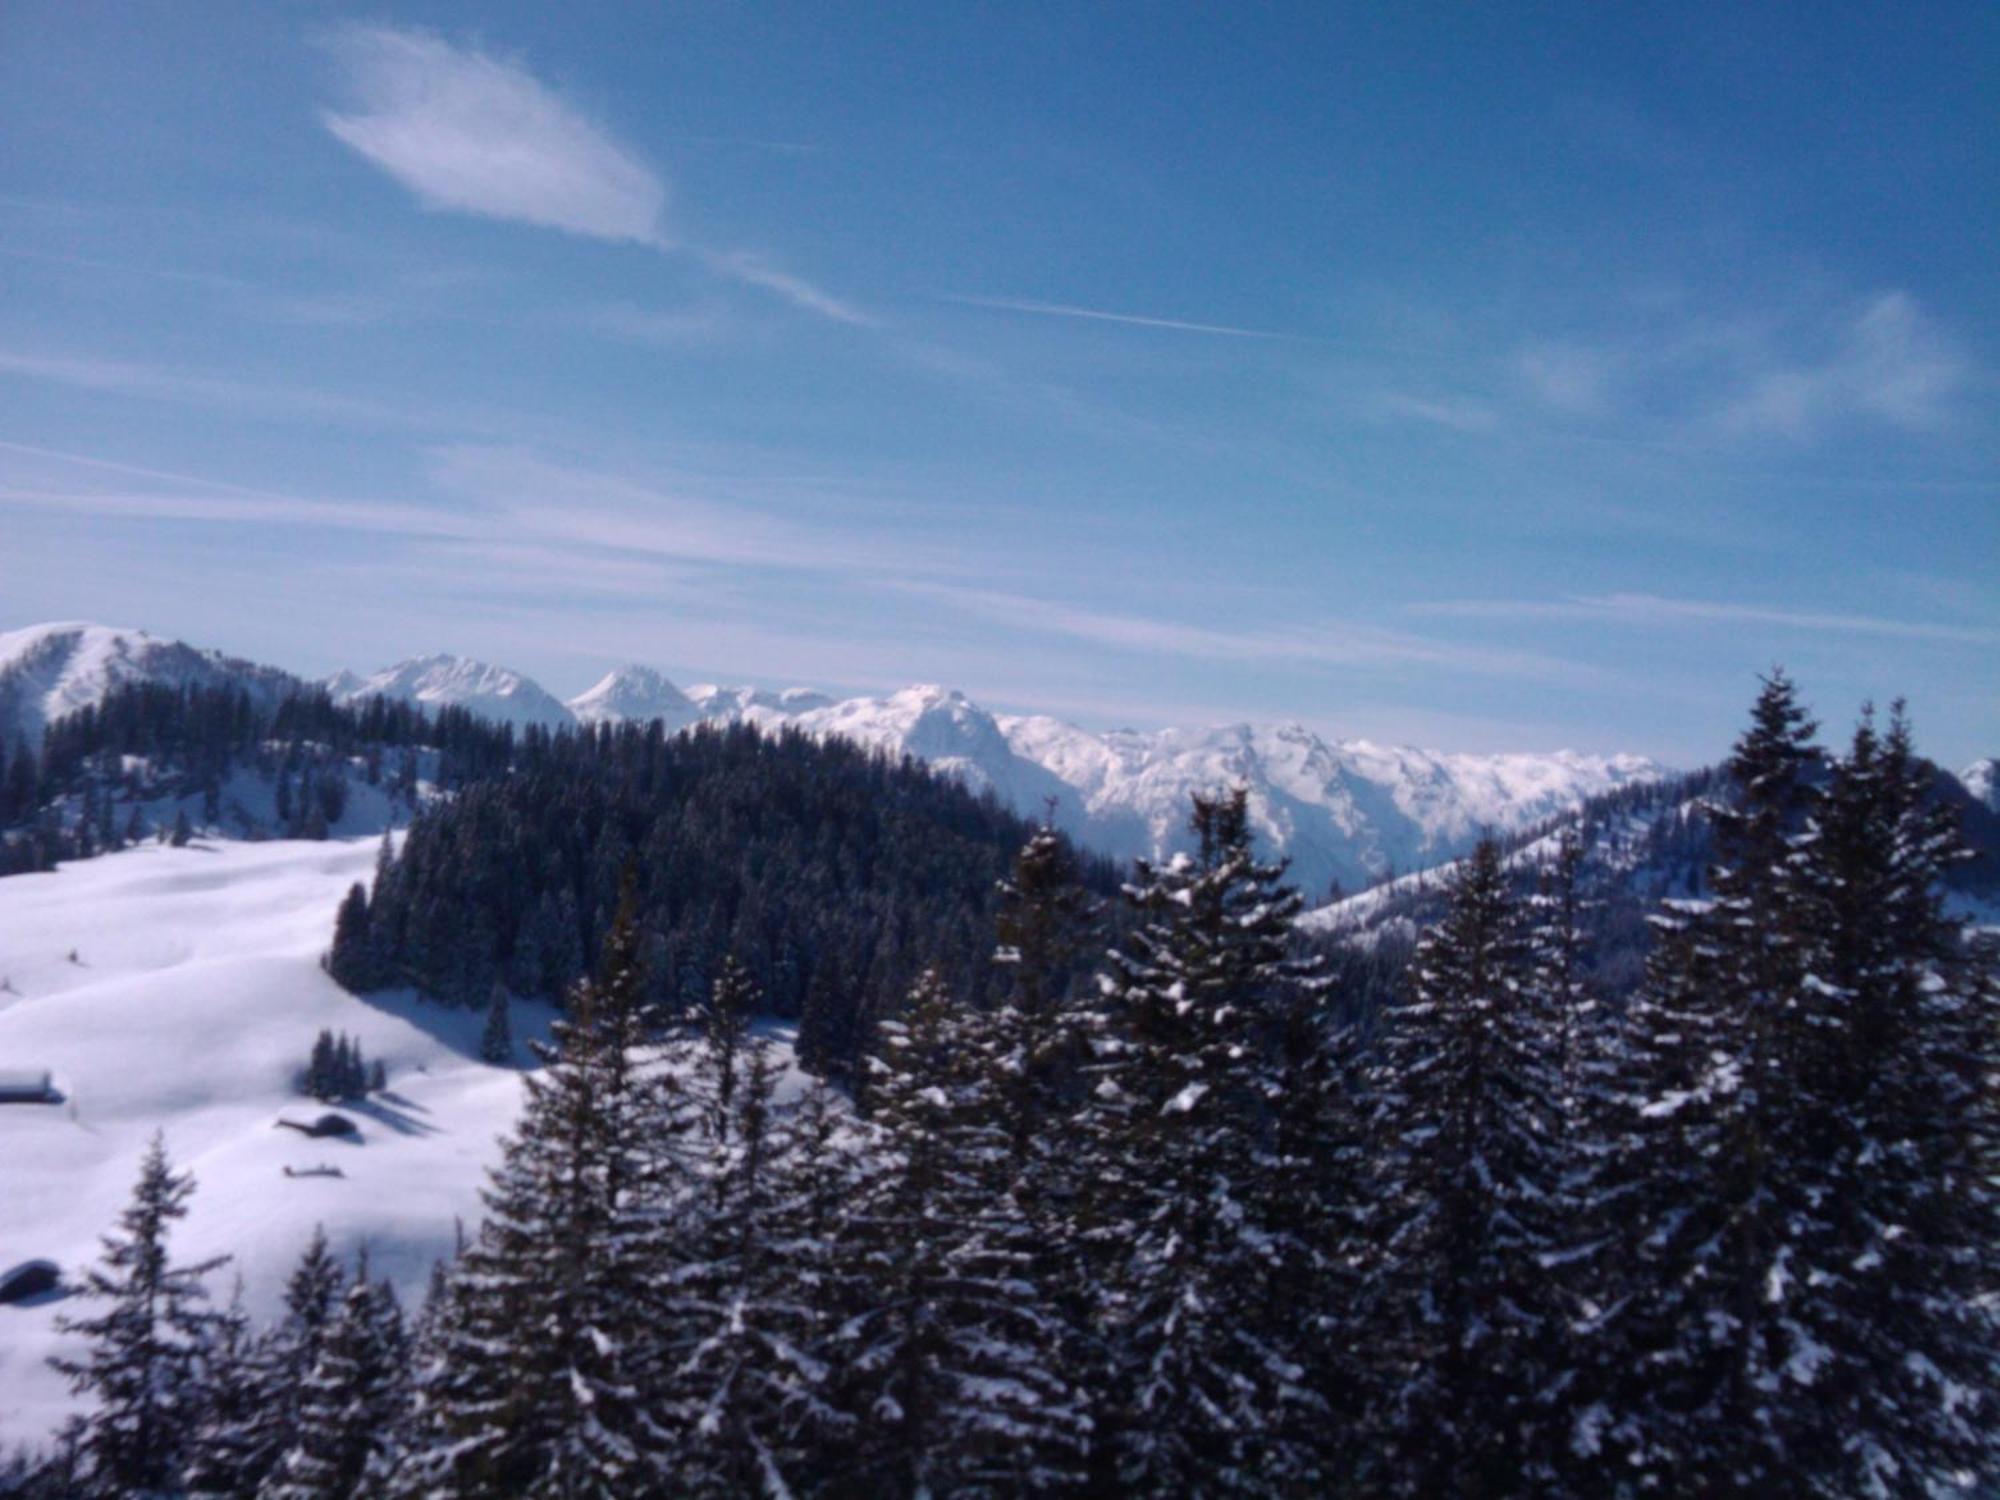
[0,622,298,748]
[327,652,577,732]
[5,622,1668,894]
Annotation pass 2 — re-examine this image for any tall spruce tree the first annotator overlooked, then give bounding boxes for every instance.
[182,1279,275,1499]
[672,1039,863,1497]
[50,1133,229,1497]
[1085,787,1331,1492]
[822,968,1085,1496]
[985,826,1101,1184]
[1588,672,1842,1492]
[265,1255,406,1500]
[389,891,700,1497]
[1788,704,2000,1492]
[694,956,758,1146]
[1360,836,1572,1495]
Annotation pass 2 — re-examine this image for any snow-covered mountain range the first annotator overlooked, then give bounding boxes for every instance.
[2,623,1684,893]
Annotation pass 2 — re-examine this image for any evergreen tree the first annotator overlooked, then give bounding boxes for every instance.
[1085,788,1331,1491]
[825,968,1086,1496]
[478,982,512,1065]
[1359,836,1572,1495]
[182,1280,277,1499]
[50,1134,229,1497]
[672,1038,863,1496]
[1589,672,1841,1492]
[694,955,759,1145]
[390,892,699,1497]
[1783,704,2000,1492]
[326,886,375,993]
[985,825,1101,1192]
[265,1255,406,1500]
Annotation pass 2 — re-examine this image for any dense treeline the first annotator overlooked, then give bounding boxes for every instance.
[8,677,1996,1497]
[328,717,1122,1078]
[0,680,521,875]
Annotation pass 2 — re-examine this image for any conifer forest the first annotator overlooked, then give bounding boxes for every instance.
[9,674,1995,1498]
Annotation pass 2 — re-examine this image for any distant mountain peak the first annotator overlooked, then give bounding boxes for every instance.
[568,664,699,729]
[1962,758,1998,812]
[327,653,574,731]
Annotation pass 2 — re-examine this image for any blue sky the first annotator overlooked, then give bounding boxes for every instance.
[1,2,1993,765]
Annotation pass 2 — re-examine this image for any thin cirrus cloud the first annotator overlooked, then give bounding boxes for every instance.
[0,348,432,431]
[1412,592,1999,646]
[1716,291,1969,441]
[895,582,1587,682]
[319,26,862,324]
[941,293,1315,343]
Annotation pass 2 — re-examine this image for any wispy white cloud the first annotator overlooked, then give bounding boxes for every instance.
[569,301,734,348]
[0,348,427,429]
[421,444,967,577]
[942,293,1312,343]
[322,27,668,244]
[1516,342,1618,416]
[0,438,477,537]
[1715,291,1969,440]
[319,27,867,327]
[702,251,874,327]
[1378,392,1498,433]
[1412,592,1998,645]
[897,582,1585,681]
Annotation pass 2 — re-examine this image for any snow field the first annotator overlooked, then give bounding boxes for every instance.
[0,836,552,1448]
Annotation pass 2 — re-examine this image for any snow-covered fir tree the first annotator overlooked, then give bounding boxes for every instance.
[477,981,512,1065]
[1782,703,2000,1493]
[1085,787,1333,1492]
[264,1251,407,1500]
[823,968,1087,1496]
[50,1133,230,1497]
[389,892,701,1497]
[671,1036,875,1496]
[1586,672,1847,1492]
[694,955,758,1146]
[1359,836,1573,1495]
[984,825,1101,1186]
[181,1279,272,1499]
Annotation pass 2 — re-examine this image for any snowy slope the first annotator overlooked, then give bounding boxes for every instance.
[327,653,576,732]
[0,836,815,1449]
[1962,758,1998,813]
[0,622,297,748]
[0,837,551,1446]
[687,683,837,722]
[567,664,703,731]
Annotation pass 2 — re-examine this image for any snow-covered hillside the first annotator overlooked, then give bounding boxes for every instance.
[0,622,296,748]
[0,837,549,1447]
[327,653,575,731]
